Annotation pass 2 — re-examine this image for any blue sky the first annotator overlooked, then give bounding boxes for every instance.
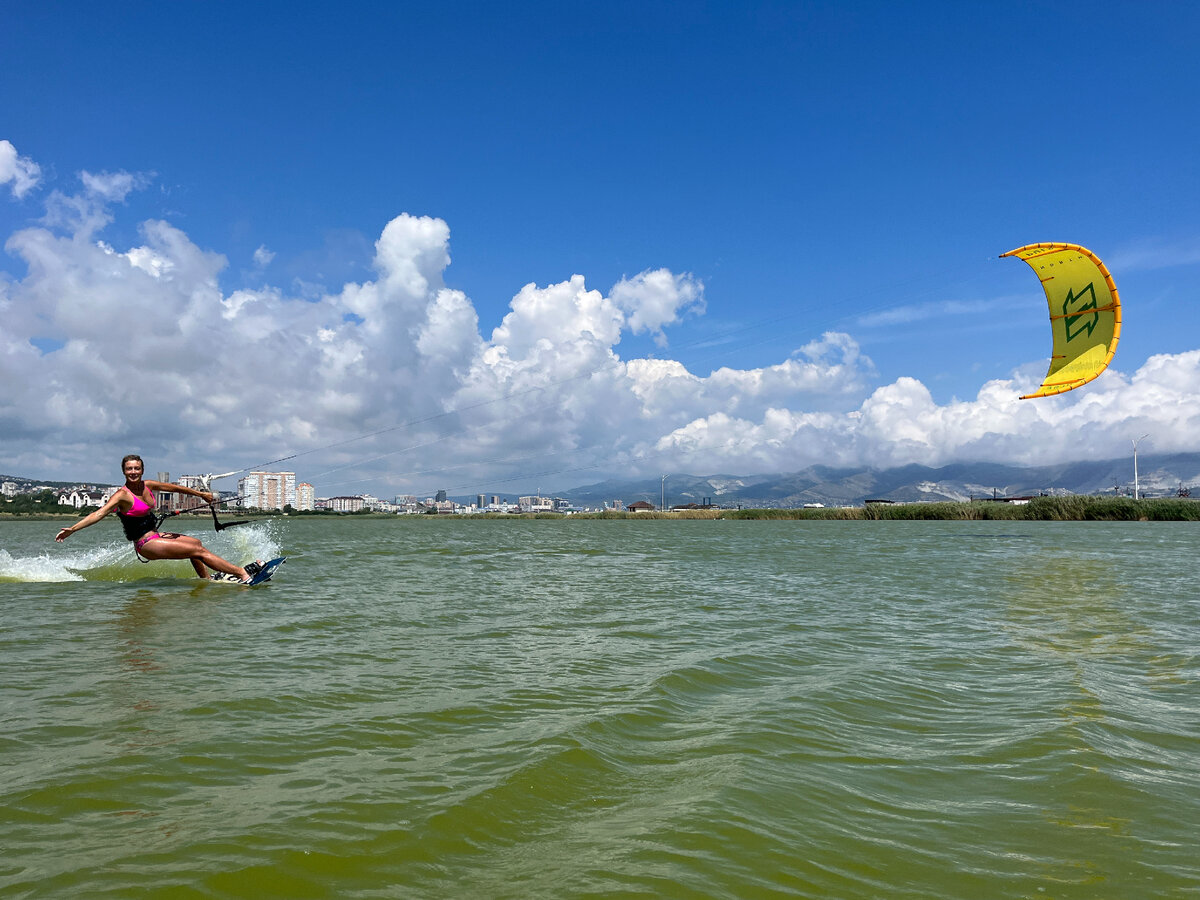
[3,1,1199,497]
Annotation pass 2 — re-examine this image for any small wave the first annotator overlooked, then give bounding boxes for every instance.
[0,543,128,583]
[0,522,282,583]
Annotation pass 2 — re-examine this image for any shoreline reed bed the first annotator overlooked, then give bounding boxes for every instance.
[441,497,1200,521]
[10,498,1198,523]
[722,497,1200,521]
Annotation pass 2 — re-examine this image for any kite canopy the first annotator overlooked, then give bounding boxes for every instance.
[1002,242,1122,399]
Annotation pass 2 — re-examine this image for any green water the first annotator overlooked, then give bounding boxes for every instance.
[2,517,1198,898]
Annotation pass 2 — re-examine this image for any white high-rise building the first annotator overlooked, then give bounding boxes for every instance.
[297,482,315,511]
[176,475,208,511]
[154,472,174,510]
[239,471,297,510]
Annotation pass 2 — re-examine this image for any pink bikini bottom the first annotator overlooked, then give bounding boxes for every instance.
[134,532,161,552]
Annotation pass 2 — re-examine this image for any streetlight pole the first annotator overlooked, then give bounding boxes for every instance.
[1132,434,1150,500]
[661,474,667,512]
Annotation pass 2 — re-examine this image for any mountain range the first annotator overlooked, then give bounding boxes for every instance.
[8,452,1200,510]
[559,453,1200,509]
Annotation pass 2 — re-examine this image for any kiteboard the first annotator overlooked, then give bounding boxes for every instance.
[246,556,286,585]
[208,556,286,585]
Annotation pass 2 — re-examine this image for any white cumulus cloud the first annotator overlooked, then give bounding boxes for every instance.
[610,268,705,346]
[0,140,42,199]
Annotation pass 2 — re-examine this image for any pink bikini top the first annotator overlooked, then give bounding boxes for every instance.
[120,484,156,516]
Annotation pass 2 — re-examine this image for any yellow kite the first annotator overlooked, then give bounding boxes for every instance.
[1002,242,1122,399]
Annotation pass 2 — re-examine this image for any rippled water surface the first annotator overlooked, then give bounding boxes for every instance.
[3,517,1199,898]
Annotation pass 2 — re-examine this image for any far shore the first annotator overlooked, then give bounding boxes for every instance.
[6,496,1199,522]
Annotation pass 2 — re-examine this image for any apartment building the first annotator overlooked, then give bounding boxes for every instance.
[238,471,297,510]
[175,475,209,511]
[297,482,315,511]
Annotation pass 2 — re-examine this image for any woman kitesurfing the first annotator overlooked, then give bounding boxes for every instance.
[55,454,264,582]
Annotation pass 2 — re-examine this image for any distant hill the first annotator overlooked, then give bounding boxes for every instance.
[562,453,1200,509]
[0,474,110,490]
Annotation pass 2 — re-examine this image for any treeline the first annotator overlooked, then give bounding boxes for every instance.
[1,490,77,515]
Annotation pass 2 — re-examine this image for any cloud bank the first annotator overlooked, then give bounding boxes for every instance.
[2,143,1198,495]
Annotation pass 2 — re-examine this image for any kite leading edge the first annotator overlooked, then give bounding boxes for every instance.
[1001,242,1122,399]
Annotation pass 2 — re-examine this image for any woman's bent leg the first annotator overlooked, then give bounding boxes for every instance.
[138,535,249,580]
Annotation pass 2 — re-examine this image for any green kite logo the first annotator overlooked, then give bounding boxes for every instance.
[1062,282,1099,342]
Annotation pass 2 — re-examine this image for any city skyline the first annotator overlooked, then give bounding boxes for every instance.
[9,445,1197,511]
